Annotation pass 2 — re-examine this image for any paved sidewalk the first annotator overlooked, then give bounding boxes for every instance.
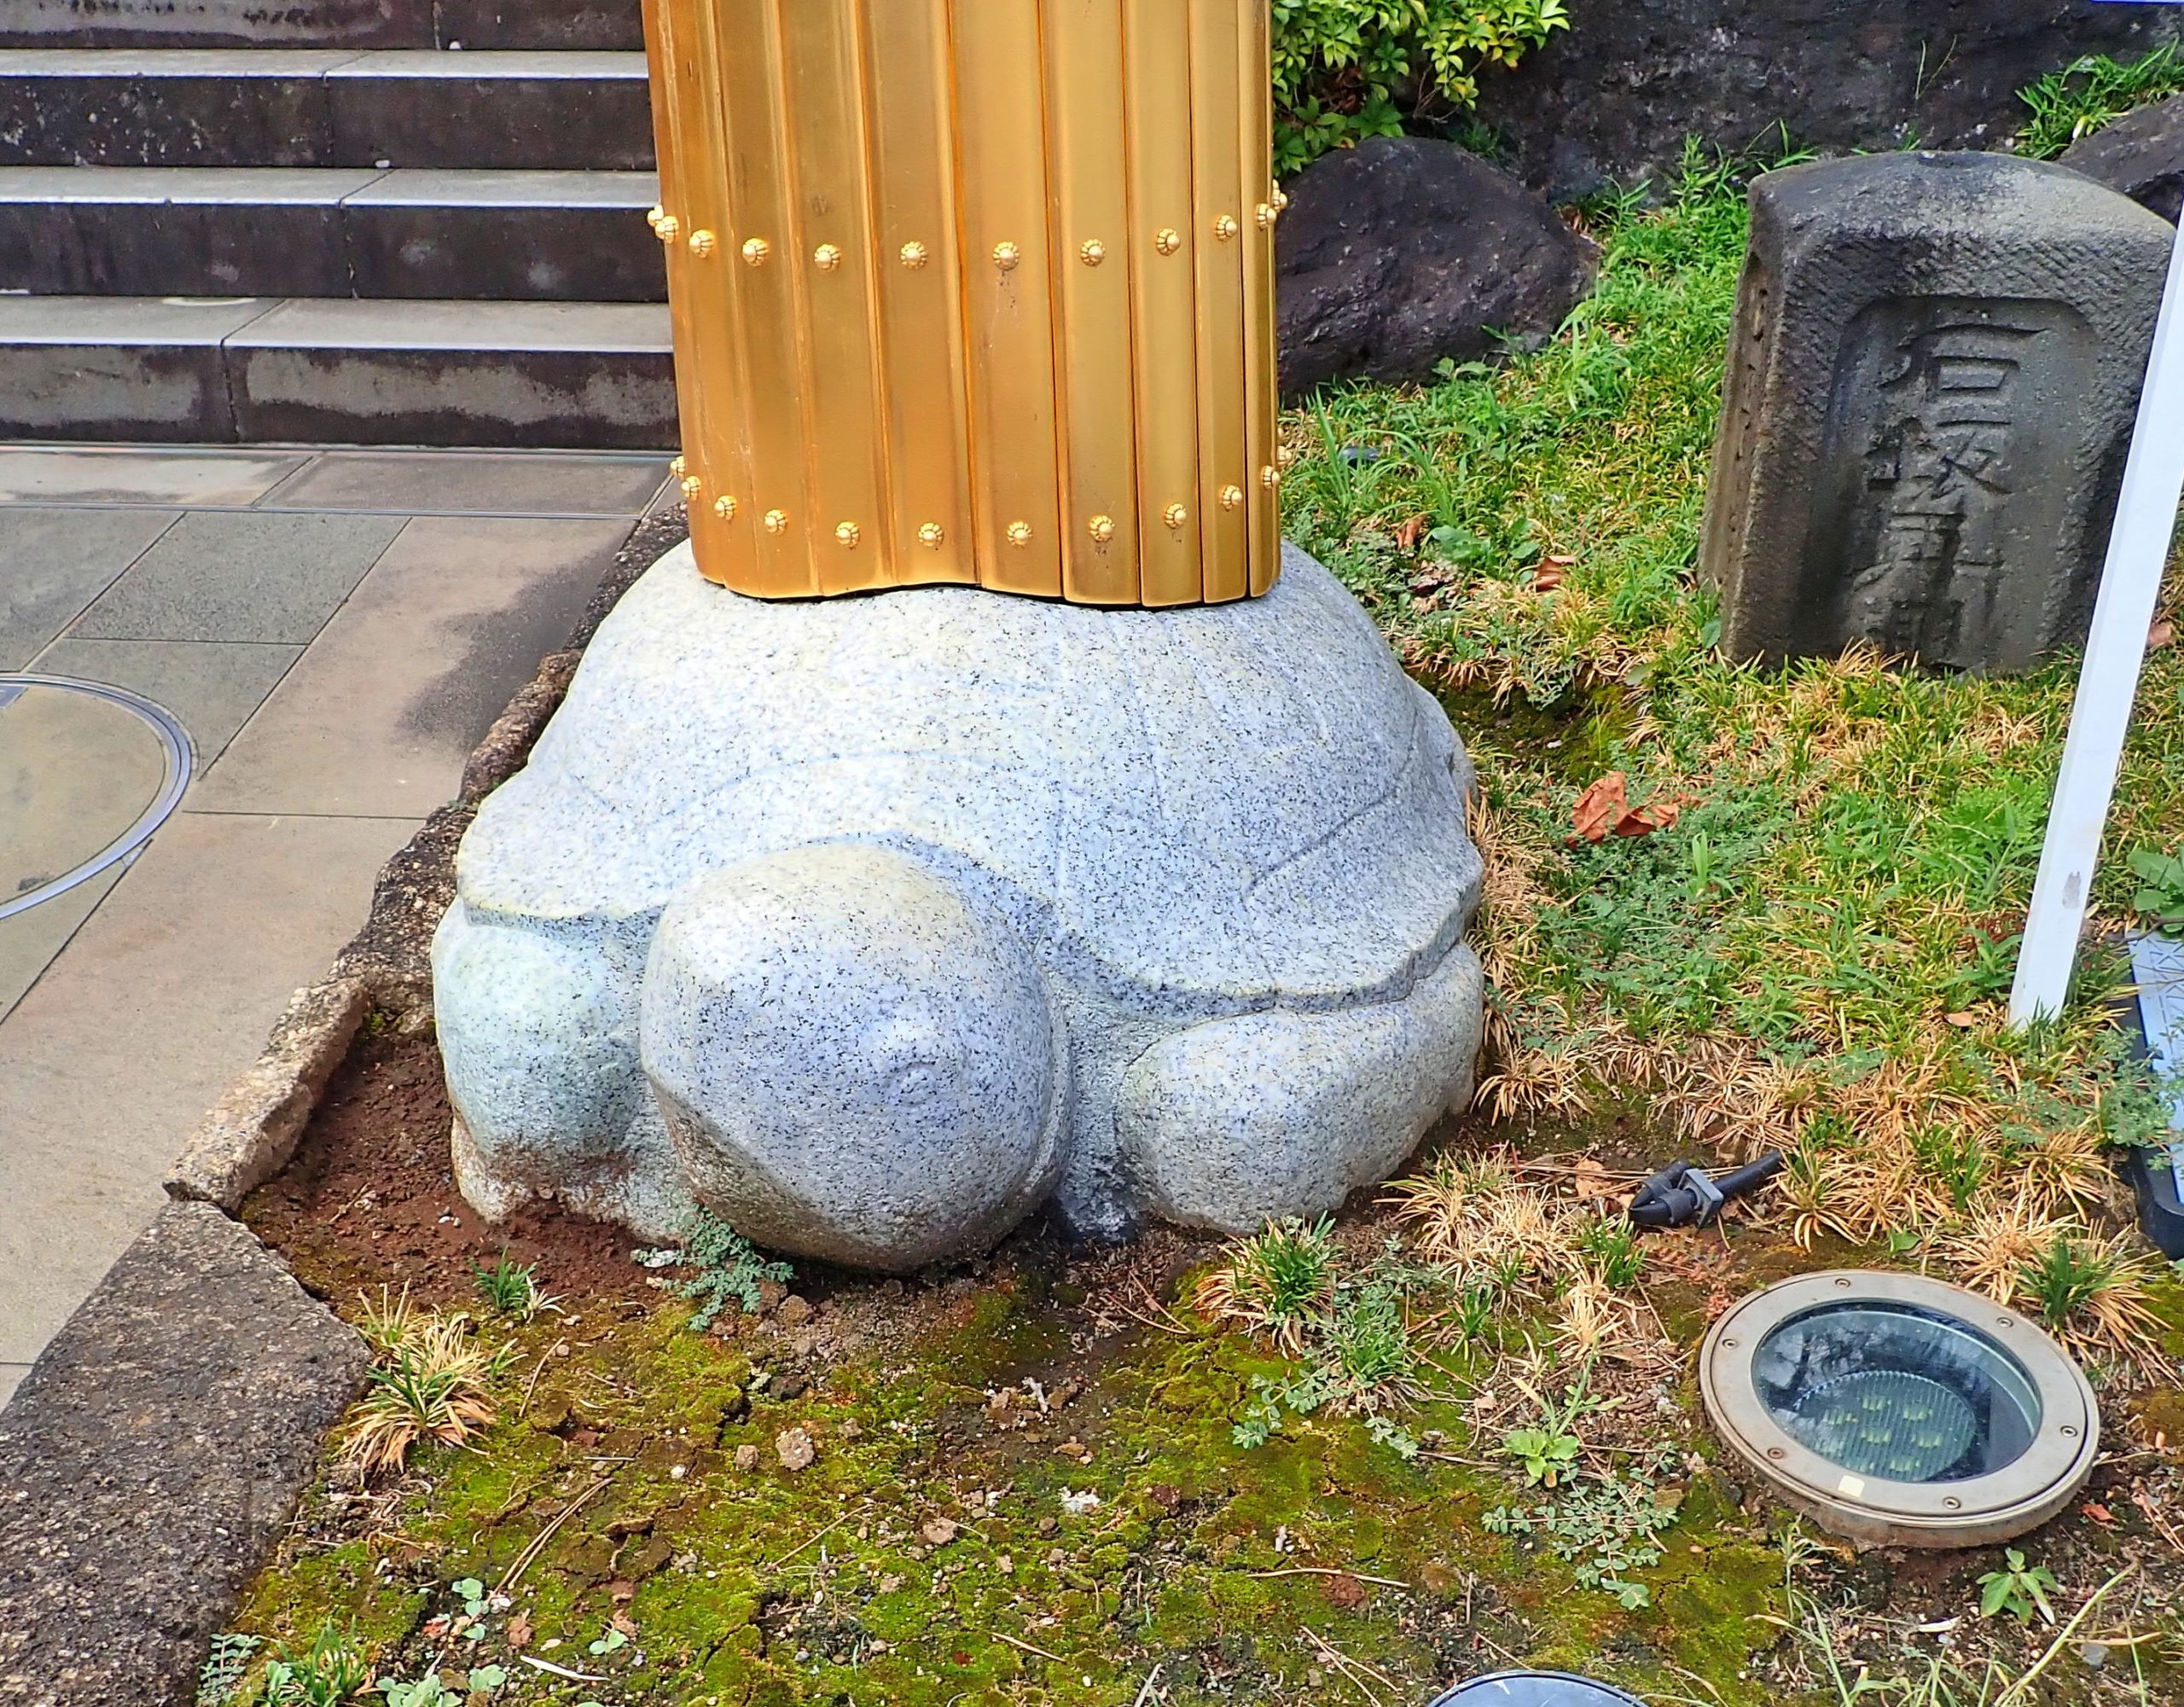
[0,444,668,1406]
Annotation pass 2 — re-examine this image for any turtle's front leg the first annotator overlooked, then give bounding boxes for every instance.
[1116,946,1484,1233]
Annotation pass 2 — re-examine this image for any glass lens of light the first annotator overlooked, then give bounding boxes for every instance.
[1750,1302,2042,1483]
[1431,1675,1643,1707]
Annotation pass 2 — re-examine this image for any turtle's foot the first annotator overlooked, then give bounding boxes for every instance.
[639,844,1068,1273]
[1118,946,1484,1232]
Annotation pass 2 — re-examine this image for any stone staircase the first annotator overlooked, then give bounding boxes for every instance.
[0,0,673,446]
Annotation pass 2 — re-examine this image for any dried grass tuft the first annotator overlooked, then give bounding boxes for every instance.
[340,1304,502,1478]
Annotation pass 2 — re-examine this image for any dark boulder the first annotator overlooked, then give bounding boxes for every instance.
[1467,0,2184,201]
[2060,94,2184,222]
[1275,136,1595,398]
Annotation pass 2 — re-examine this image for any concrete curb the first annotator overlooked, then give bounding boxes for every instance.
[165,975,370,1212]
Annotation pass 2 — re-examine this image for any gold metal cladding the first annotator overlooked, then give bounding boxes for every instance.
[647,0,1278,606]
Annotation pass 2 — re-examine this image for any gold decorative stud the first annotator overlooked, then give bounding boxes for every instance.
[1006,520,1033,548]
[1277,444,1298,469]
[687,228,717,258]
[836,521,861,549]
[1079,239,1107,267]
[653,212,681,244]
[1220,485,1245,511]
[1088,514,1117,544]
[669,455,687,479]
[1214,214,1240,241]
[681,474,703,499]
[1163,503,1189,530]
[1154,228,1182,256]
[814,243,844,271]
[900,241,930,270]
[646,205,666,232]
[741,237,770,265]
[1261,465,1283,491]
[993,241,1021,272]
[917,522,946,549]
[1272,188,1290,212]
[764,508,789,534]
[1256,201,1279,230]
[713,495,739,521]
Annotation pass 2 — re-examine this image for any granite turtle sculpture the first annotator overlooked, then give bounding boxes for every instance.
[433,540,1485,1272]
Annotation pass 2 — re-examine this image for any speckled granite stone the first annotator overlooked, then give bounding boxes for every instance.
[433,540,1485,1266]
[0,1202,365,1707]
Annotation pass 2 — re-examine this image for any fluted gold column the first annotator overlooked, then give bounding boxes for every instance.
[642,0,1285,607]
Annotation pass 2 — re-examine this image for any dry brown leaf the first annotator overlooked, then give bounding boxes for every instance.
[2152,618,2175,652]
[1943,1011,1978,1029]
[1395,514,1430,552]
[506,1616,534,1651]
[1571,772,1629,843]
[922,1517,961,1546]
[1534,564,1569,592]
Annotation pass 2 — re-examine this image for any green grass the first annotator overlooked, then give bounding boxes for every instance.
[2016,45,2184,159]
[1279,142,2181,1205]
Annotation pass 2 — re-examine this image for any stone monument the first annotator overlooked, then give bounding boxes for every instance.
[430,0,1488,1272]
[1699,152,2172,675]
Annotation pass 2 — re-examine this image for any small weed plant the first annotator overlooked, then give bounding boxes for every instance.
[1975,1548,2059,1626]
[1270,0,1568,171]
[2129,846,2184,936]
[340,1300,506,1478]
[262,1629,373,1706]
[472,1251,557,1321]
[1194,1215,1339,1353]
[1484,1467,1678,1610]
[196,1634,262,1707]
[2016,46,2184,159]
[636,1209,793,1333]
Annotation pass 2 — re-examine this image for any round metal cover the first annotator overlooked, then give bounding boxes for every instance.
[1429,1672,1644,1707]
[1699,1270,2098,1548]
[0,675,192,924]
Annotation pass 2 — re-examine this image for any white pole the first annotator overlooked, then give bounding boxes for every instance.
[2010,221,2184,1027]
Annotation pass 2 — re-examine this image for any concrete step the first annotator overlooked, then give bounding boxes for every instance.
[0,294,675,447]
[0,49,654,170]
[0,0,640,52]
[0,166,665,299]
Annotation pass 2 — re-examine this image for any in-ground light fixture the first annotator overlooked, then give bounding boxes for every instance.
[1700,1270,2099,1548]
[1429,1672,1645,1707]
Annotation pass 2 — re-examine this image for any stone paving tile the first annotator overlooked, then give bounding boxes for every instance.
[67,509,404,644]
[194,514,626,817]
[0,506,177,668]
[258,448,669,515]
[0,446,307,508]
[32,637,302,772]
[0,868,118,1025]
[0,809,419,1367]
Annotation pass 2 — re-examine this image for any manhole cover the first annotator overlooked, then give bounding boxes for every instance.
[0,675,192,923]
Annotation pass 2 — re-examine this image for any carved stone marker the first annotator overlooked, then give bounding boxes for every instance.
[1699,152,2172,674]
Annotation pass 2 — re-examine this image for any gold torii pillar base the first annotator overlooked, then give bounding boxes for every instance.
[642,0,1283,607]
